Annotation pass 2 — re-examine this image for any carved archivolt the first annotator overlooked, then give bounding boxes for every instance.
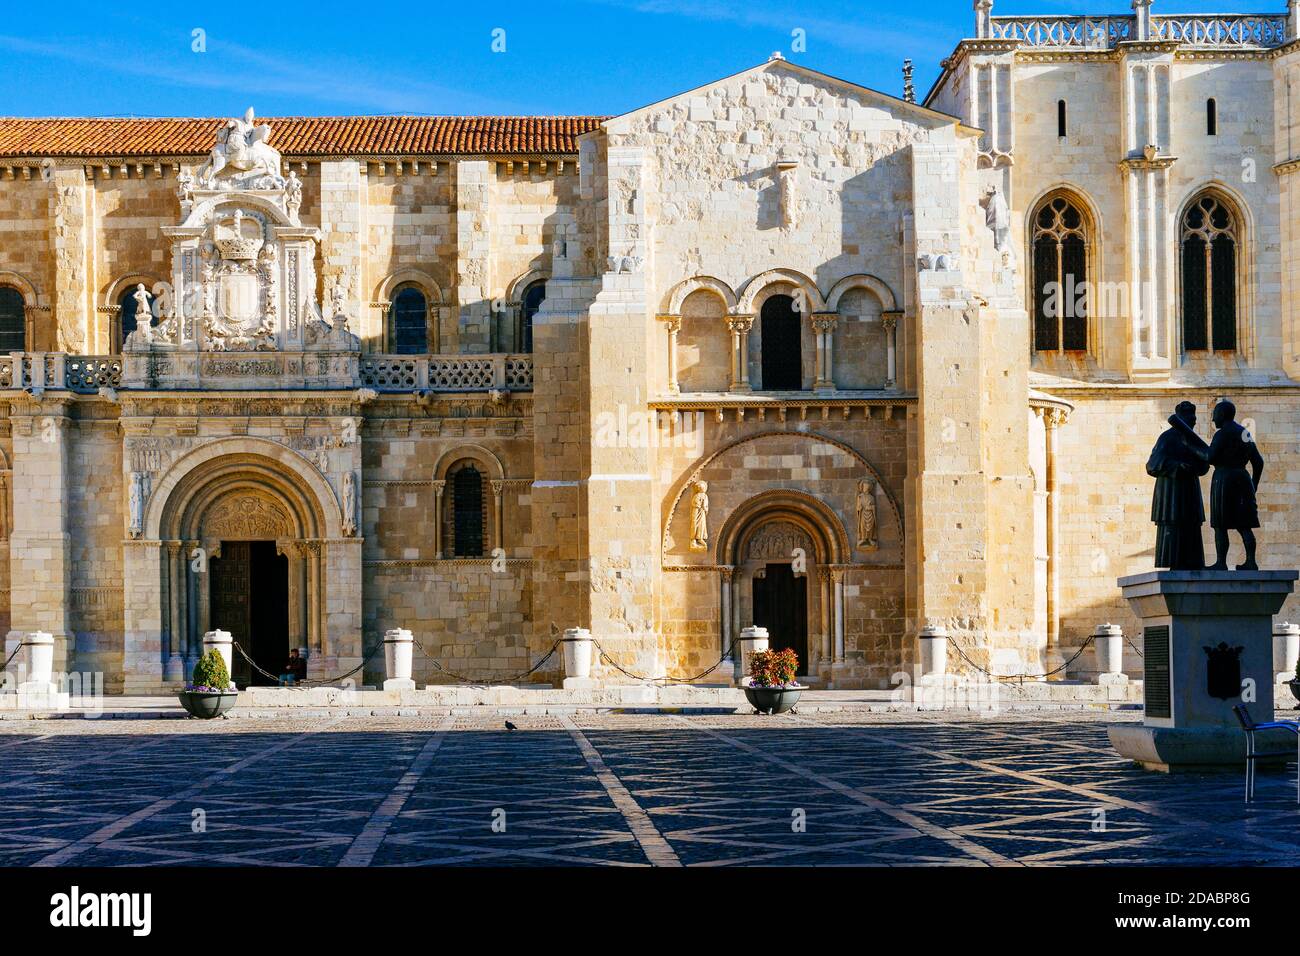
[665,275,738,316]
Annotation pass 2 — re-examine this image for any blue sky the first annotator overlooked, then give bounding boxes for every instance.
[0,0,1278,117]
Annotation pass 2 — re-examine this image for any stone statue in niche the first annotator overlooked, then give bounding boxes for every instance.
[285,170,302,223]
[1146,401,1211,570]
[341,471,357,537]
[305,274,361,350]
[689,481,709,553]
[128,471,150,539]
[981,184,1011,253]
[856,477,878,550]
[123,284,154,351]
[1169,398,1265,571]
[196,107,286,191]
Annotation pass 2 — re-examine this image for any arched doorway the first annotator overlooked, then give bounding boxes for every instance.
[716,492,849,680]
[746,522,811,666]
[140,444,341,689]
[202,494,294,686]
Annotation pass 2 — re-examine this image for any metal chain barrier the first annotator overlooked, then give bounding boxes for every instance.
[230,640,384,688]
[409,635,565,687]
[942,633,1097,684]
[2,640,22,670]
[1125,634,1145,659]
[592,637,741,685]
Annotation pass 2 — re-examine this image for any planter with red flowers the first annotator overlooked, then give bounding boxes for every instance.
[742,647,804,715]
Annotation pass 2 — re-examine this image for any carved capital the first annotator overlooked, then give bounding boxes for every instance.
[431,479,447,498]
[727,314,754,334]
[657,313,683,334]
[881,311,901,333]
[811,311,838,333]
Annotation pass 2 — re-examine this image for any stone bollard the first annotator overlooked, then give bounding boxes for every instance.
[562,627,596,690]
[737,626,770,684]
[201,630,234,688]
[918,625,949,679]
[15,631,68,709]
[383,628,415,690]
[19,631,55,692]
[1093,623,1127,684]
[1275,621,1300,684]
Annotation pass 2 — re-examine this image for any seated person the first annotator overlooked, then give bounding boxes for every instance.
[279,647,307,686]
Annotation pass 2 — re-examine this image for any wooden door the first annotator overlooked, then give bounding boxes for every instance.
[210,541,252,687]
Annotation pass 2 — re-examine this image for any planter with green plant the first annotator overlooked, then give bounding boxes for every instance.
[742,647,804,715]
[178,649,238,719]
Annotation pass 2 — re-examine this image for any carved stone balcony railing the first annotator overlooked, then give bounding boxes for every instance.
[1152,14,1289,47]
[0,352,124,393]
[990,15,1135,48]
[359,354,534,392]
[989,13,1288,49]
[0,351,533,394]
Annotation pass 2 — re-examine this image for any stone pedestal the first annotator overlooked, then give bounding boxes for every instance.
[1274,621,1299,684]
[1109,570,1298,771]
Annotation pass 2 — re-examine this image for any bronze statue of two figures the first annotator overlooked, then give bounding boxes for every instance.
[1147,400,1264,571]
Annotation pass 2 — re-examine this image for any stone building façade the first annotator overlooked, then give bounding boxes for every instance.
[1,0,1298,693]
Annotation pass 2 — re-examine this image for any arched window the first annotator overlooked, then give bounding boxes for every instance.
[450,465,485,557]
[388,286,428,354]
[0,286,25,352]
[760,293,803,390]
[518,281,545,353]
[1031,195,1089,353]
[1181,192,1238,352]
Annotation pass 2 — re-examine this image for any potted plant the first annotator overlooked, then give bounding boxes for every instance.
[742,647,804,715]
[178,649,238,719]
[1288,659,1300,710]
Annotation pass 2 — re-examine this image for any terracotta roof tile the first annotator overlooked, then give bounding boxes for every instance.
[0,115,606,159]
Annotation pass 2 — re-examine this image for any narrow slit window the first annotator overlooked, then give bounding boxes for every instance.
[1057,100,1067,138]
[1207,98,1218,136]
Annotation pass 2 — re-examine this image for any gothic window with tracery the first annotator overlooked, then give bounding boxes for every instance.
[1031,195,1088,353]
[1181,193,1238,352]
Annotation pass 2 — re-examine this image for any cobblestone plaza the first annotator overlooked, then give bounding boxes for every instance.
[2,711,1295,868]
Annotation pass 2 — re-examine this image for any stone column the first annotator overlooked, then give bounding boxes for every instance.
[819,569,832,665]
[727,315,753,391]
[657,314,682,394]
[431,480,446,559]
[811,313,838,391]
[832,568,846,663]
[882,312,900,387]
[304,541,323,666]
[455,160,493,353]
[1133,0,1153,40]
[719,567,734,665]
[490,479,504,552]
[1120,55,1174,378]
[1042,406,1068,673]
[165,542,185,683]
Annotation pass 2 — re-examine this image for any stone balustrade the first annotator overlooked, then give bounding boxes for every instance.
[359,353,534,392]
[988,13,1288,48]
[0,351,533,394]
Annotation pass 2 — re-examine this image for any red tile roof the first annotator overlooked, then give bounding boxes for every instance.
[0,115,606,159]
